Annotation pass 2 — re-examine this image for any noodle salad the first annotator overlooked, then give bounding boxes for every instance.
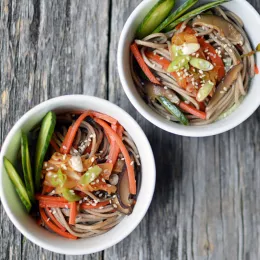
[131,0,259,125]
[4,110,140,239]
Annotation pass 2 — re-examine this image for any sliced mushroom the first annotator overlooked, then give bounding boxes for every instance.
[145,83,180,104]
[112,168,133,215]
[192,15,244,45]
[206,63,243,112]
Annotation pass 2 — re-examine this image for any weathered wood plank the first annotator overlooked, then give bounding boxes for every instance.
[0,0,109,259]
[106,0,260,259]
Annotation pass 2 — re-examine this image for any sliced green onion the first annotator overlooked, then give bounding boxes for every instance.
[164,0,228,32]
[168,55,191,72]
[157,96,189,125]
[80,165,102,185]
[62,188,81,202]
[50,169,67,187]
[190,57,213,71]
[153,0,198,33]
[196,81,215,102]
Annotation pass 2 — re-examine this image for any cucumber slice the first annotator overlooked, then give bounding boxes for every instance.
[35,111,56,191]
[157,96,189,125]
[164,0,228,32]
[21,132,35,202]
[4,157,32,212]
[136,0,175,39]
[153,0,198,33]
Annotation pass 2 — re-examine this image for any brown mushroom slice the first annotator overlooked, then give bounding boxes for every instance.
[145,83,180,104]
[206,63,243,112]
[112,168,133,215]
[192,15,244,45]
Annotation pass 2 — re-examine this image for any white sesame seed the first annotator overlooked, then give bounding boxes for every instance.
[220,91,225,94]
[113,204,118,208]
[44,162,48,167]
[62,145,67,150]
[91,157,95,163]
[121,157,125,161]
[102,178,106,183]
[99,206,104,209]
[47,218,50,222]
[159,57,164,60]
[46,167,54,171]
[98,193,102,198]
[96,179,99,183]
[130,161,134,166]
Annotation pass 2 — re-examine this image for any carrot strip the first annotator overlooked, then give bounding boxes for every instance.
[36,194,68,202]
[90,111,117,125]
[80,201,110,210]
[145,52,187,89]
[106,124,124,167]
[255,65,259,75]
[130,43,161,85]
[39,208,77,239]
[39,201,70,208]
[179,102,206,120]
[69,202,77,225]
[46,207,66,232]
[41,185,54,195]
[60,111,91,154]
[50,139,60,152]
[94,118,136,194]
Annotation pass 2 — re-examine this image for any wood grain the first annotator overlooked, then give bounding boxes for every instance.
[0,0,260,259]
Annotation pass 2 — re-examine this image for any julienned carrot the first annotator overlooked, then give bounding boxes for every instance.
[94,118,136,195]
[255,65,259,74]
[39,208,77,240]
[90,111,118,125]
[46,207,66,232]
[50,139,60,152]
[130,43,161,85]
[39,200,110,209]
[80,201,110,209]
[69,202,77,225]
[179,102,206,120]
[198,38,225,81]
[36,194,68,202]
[145,52,187,89]
[60,111,91,154]
[39,201,70,208]
[42,185,54,194]
[106,124,124,167]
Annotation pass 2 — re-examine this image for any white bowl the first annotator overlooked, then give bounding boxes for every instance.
[118,0,260,137]
[0,95,155,255]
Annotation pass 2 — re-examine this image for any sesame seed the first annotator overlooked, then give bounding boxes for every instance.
[164,86,168,90]
[99,206,104,209]
[107,184,112,187]
[109,200,112,204]
[63,154,67,160]
[196,53,199,58]
[62,145,67,150]
[121,157,125,161]
[102,178,106,183]
[96,179,99,183]
[47,218,50,222]
[130,161,134,166]
[98,193,102,198]
[79,200,82,204]
[159,57,164,60]
[184,101,190,104]
[46,167,54,171]
[91,182,95,185]
[91,157,95,163]
[223,87,228,91]
[199,70,203,74]
[44,162,48,167]
[220,91,225,94]
[99,150,103,153]
[113,204,118,208]
[53,210,56,214]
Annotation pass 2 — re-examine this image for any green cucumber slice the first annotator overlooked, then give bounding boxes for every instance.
[157,96,189,125]
[21,132,35,202]
[136,0,175,39]
[164,0,228,32]
[4,157,32,212]
[153,0,198,33]
[35,111,56,191]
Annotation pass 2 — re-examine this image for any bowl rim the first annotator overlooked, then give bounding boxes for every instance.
[0,95,156,255]
[117,0,260,137]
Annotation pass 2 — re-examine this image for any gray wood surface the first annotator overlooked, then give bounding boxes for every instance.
[0,0,260,259]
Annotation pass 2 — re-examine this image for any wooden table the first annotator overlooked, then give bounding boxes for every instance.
[0,0,260,259]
